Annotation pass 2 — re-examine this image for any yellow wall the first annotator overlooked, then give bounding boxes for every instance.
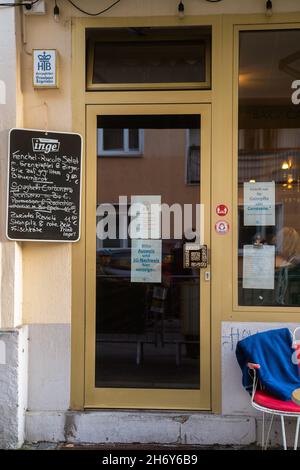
[22,243,71,324]
[21,10,72,324]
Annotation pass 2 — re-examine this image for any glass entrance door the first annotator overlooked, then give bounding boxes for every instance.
[85,104,211,410]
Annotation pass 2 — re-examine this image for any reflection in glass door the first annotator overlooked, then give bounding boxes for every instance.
[85,104,211,410]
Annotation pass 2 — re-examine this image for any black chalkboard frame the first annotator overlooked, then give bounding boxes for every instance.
[6,128,83,243]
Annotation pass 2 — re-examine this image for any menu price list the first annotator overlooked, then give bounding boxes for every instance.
[7,129,82,242]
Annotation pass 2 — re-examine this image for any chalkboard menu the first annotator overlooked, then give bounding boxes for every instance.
[7,129,82,242]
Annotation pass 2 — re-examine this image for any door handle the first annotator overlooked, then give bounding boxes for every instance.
[183,243,208,269]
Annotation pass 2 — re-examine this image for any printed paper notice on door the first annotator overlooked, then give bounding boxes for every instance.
[130,195,161,239]
[243,245,275,290]
[131,239,162,283]
[244,182,275,226]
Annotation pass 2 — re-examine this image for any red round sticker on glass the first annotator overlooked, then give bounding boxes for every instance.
[215,220,230,235]
[216,204,229,217]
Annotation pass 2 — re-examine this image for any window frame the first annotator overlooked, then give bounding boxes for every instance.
[97,128,144,157]
[96,202,131,249]
[233,22,300,315]
[86,33,211,91]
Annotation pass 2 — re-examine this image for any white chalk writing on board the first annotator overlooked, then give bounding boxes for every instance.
[7,129,82,242]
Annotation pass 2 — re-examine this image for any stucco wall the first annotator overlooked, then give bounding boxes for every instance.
[22,4,72,325]
[0,327,28,449]
[0,3,23,329]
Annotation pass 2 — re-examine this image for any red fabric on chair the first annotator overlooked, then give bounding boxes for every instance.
[254,390,300,413]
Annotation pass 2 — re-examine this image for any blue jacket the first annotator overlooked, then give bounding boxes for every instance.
[236,328,300,401]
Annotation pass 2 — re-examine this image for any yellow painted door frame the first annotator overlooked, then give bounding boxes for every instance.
[85,103,211,410]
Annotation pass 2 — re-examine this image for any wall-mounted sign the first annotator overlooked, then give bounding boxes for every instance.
[244,182,275,226]
[33,49,58,88]
[215,220,230,235]
[216,204,228,217]
[7,128,82,242]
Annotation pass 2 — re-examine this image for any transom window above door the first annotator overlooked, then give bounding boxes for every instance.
[86,26,211,91]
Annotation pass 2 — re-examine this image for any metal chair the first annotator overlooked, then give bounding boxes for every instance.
[248,328,300,450]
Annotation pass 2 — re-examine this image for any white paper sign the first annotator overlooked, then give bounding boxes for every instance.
[131,239,162,283]
[243,245,275,290]
[33,50,58,88]
[130,196,162,282]
[130,195,161,239]
[244,182,275,226]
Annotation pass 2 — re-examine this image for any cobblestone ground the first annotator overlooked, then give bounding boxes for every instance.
[21,442,261,450]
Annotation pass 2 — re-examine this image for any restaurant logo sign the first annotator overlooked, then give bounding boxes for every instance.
[32,137,60,154]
